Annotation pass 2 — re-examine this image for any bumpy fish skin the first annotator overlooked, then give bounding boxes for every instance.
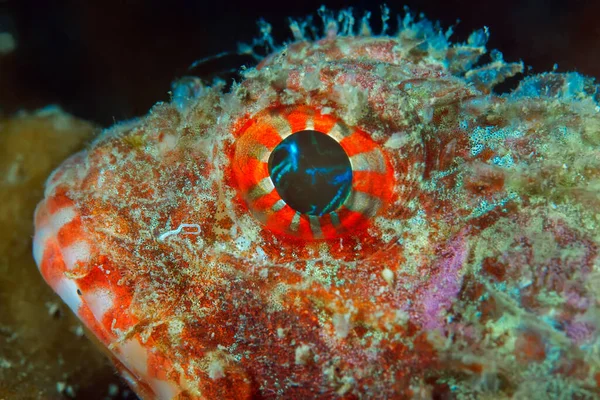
[33,9,600,399]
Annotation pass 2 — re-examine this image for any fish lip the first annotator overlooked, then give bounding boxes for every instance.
[33,194,184,399]
[32,195,86,317]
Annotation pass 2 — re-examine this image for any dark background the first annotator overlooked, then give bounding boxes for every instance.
[1,0,599,125]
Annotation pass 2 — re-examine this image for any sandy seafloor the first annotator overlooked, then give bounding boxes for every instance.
[1,1,600,399]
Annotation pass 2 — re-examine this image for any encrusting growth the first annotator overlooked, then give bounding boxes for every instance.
[33,7,600,399]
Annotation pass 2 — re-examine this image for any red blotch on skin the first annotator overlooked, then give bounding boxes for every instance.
[318,213,339,239]
[515,331,546,363]
[461,362,484,374]
[45,189,75,214]
[77,255,137,335]
[295,214,313,238]
[232,158,269,194]
[354,40,397,63]
[464,162,505,196]
[147,346,175,381]
[478,296,500,323]
[253,190,281,212]
[77,303,114,345]
[265,203,295,228]
[231,114,252,138]
[313,111,337,133]
[286,108,311,132]
[56,216,85,249]
[339,129,378,156]
[335,207,370,232]
[40,241,67,289]
[481,257,507,281]
[352,171,393,202]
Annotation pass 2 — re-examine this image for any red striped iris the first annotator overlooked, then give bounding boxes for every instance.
[232,106,395,240]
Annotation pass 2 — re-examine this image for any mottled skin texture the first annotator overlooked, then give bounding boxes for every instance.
[33,12,600,399]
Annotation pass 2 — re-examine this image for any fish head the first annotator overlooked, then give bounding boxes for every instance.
[32,9,600,400]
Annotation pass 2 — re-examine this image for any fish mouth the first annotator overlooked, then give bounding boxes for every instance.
[32,169,184,399]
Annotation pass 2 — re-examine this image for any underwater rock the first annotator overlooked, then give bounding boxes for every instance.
[32,9,600,399]
[0,108,135,399]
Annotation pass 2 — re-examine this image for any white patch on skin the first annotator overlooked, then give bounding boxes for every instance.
[157,133,178,154]
[301,69,322,91]
[254,246,267,261]
[235,237,251,252]
[115,338,182,398]
[148,377,181,399]
[168,319,184,337]
[381,268,395,286]
[333,83,369,126]
[333,313,351,339]
[43,151,86,198]
[384,132,410,149]
[33,205,77,267]
[328,122,351,142]
[62,241,91,270]
[295,344,313,365]
[305,117,315,130]
[208,359,225,380]
[118,338,149,377]
[350,149,387,172]
[86,287,114,322]
[55,278,83,315]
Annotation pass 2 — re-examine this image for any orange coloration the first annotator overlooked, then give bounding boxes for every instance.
[339,129,378,156]
[312,112,338,133]
[286,107,311,132]
[335,206,370,231]
[265,204,296,232]
[39,242,67,288]
[481,257,507,281]
[295,214,313,237]
[515,331,546,363]
[56,216,85,249]
[45,190,75,214]
[252,189,281,211]
[77,303,114,344]
[31,10,600,399]
[319,213,340,239]
[232,105,395,240]
[232,158,269,193]
[460,362,484,374]
[352,171,393,200]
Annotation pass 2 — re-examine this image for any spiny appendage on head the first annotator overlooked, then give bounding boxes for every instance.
[33,6,600,399]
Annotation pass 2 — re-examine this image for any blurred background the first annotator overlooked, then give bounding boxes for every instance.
[0,0,598,399]
[1,0,600,126]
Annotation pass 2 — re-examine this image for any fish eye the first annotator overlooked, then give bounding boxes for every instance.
[267,130,352,216]
[231,106,395,240]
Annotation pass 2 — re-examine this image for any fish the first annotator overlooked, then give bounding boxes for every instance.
[32,7,600,399]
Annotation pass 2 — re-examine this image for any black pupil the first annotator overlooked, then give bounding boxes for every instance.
[268,130,353,216]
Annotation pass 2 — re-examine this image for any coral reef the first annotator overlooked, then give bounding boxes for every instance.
[32,9,600,400]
